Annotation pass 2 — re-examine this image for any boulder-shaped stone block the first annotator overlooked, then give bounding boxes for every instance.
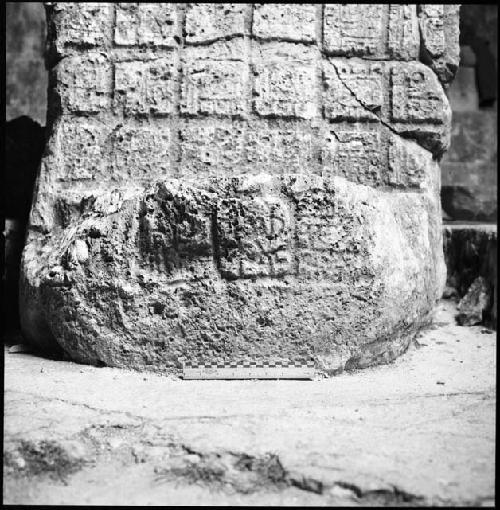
[23,174,445,373]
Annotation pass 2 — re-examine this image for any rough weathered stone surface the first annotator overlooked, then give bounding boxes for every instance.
[456,276,491,326]
[3,301,497,505]
[443,224,497,329]
[21,4,459,374]
[418,4,460,85]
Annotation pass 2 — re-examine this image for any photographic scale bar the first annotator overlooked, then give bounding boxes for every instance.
[182,360,315,380]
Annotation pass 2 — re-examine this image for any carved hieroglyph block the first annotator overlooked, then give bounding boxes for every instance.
[245,122,317,175]
[419,5,446,57]
[185,3,246,43]
[323,4,384,56]
[54,119,109,181]
[49,2,112,53]
[114,58,176,116]
[323,4,421,61]
[181,60,248,116]
[294,185,339,279]
[322,126,383,186]
[388,135,428,189]
[138,183,214,280]
[178,120,246,177]
[253,61,318,119]
[253,4,317,42]
[323,61,383,121]
[217,195,294,279]
[387,4,420,60]
[55,54,112,114]
[391,63,446,124]
[22,3,458,374]
[111,123,171,179]
[114,3,179,47]
[418,4,460,84]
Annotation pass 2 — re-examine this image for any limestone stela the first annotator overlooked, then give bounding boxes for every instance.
[20,3,459,375]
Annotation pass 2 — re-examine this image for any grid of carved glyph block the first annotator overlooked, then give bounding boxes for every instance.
[47,3,452,186]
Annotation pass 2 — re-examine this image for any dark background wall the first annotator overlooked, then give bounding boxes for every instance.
[6,2,47,125]
[438,4,497,223]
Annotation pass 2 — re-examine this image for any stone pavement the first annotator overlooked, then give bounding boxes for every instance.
[3,300,496,506]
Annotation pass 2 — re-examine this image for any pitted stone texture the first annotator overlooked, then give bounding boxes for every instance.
[253,4,317,43]
[114,3,180,47]
[180,56,249,117]
[323,4,421,61]
[54,54,113,114]
[418,5,460,85]
[26,175,444,373]
[114,57,177,116]
[21,3,457,372]
[185,4,246,44]
[45,4,454,156]
[47,2,113,54]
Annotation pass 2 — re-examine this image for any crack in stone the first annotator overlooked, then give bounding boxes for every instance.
[4,414,490,506]
[152,444,426,504]
[4,418,423,503]
[355,389,497,406]
[332,480,424,505]
[329,61,437,159]
[5,389,148,425]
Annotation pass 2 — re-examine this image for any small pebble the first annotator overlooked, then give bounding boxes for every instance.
[8,344,31,354]
[108,437,124,449]
[13,456,26,469]
[436,381,445,385]
[73,239,89,263]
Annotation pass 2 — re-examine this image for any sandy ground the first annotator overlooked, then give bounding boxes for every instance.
[3,300,496,506]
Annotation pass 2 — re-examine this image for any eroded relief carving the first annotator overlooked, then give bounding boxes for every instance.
[22,3,458,374]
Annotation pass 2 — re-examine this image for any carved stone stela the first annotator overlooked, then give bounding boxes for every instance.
[20,3,459,375]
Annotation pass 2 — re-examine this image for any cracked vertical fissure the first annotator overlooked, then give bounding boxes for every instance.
[328,61,439,160]
[329,62,405,141]
[211,205,221,273]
